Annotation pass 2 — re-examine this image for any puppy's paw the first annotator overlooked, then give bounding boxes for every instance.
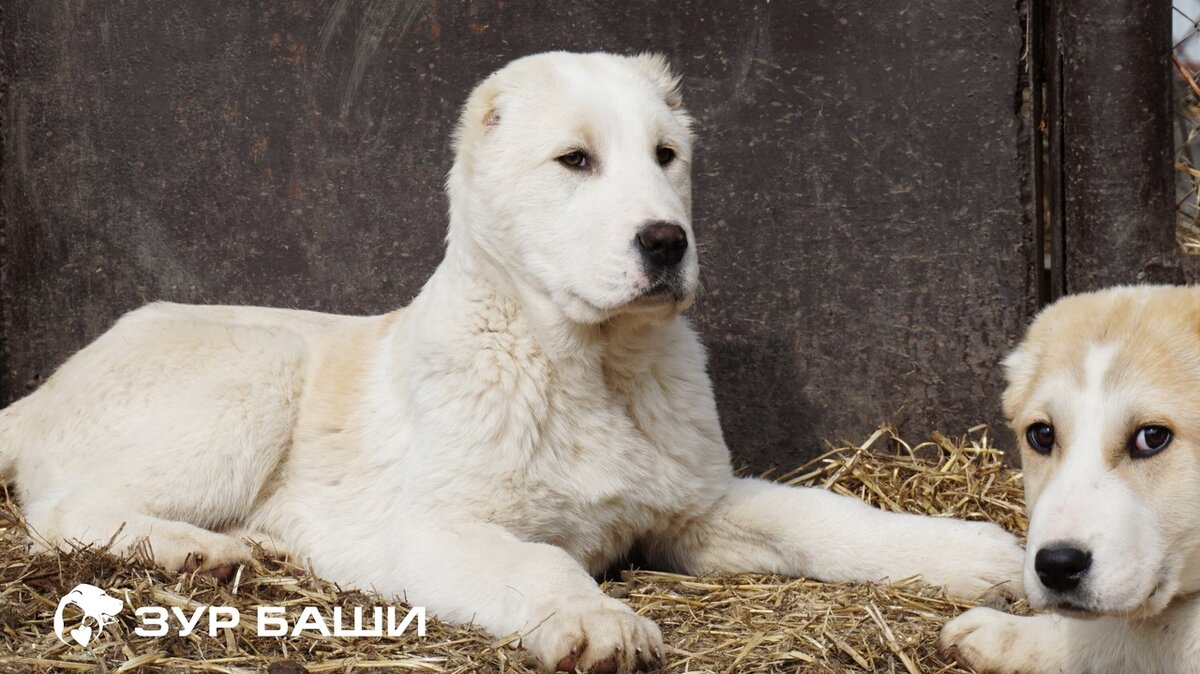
[930,521,1025,600]
[522,597,662,673]
[940,607,1044,674]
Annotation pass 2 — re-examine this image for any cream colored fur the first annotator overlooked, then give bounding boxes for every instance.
[1,52,1021,673]
[942,285,1200,673]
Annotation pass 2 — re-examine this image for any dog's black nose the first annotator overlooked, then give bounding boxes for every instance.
[1035,543,1092,592]
[636,222,688,268]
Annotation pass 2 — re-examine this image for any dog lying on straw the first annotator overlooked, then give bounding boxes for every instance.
[1,52,1021,673]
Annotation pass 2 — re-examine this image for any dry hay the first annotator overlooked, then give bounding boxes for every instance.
[0,426,1028,673]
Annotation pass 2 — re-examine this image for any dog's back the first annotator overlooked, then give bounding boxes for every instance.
[0,301,376,573]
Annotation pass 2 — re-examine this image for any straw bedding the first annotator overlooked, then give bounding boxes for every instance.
[0,426,1028,673]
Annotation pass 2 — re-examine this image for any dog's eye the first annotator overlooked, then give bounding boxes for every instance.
[1026,423,1055,454]
[656,146,676,167]
[1131,426,1172,458]
[556,150,590,170]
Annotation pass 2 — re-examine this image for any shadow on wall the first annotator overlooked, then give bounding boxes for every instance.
[706,334,819,473]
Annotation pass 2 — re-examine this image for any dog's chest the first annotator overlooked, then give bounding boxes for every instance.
[495,357,729,571]
[408,297,731,571]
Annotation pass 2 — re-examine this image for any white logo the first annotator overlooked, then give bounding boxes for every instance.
[51,584,425,643]
[54,583,125,647]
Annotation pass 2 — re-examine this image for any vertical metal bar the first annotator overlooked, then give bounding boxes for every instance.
[1058,0,1176,291]
[0,5,12,401]
[1025,0,1050,306]
[1041,0,1068,300]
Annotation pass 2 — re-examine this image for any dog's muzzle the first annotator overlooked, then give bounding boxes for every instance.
[636,222,687,271]
[634,221,693,302]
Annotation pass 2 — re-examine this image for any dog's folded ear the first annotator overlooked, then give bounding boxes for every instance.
[459,77,504,137]
[1001,345,1038,422]
[629,52,684,109]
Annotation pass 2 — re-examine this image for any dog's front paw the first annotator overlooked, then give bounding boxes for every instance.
[931,521,1025,600]
[521,597,662,673]
[152,529,251,581]
[940,607,1050,674]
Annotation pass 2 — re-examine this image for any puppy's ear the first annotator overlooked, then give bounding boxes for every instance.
[1001,344,1038,421]
[629,52,684,109]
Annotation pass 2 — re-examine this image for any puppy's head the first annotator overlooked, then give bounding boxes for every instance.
[447,51,697,324]
[1004,285,1200,617]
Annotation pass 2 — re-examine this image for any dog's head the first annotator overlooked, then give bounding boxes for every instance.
[1003,285,1200,618]
[447,51,697,324]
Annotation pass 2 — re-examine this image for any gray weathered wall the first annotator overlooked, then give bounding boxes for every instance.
[1,1,1037,471]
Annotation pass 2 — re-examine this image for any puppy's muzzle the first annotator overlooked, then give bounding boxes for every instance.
[1035,542,1092,593]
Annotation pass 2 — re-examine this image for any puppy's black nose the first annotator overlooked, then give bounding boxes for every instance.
[1035,543,1092,592]
[636,222,688,268]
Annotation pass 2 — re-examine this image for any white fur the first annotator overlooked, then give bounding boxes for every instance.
[2,52,1022,673]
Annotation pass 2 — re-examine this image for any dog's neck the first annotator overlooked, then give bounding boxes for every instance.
[418,240,680,366]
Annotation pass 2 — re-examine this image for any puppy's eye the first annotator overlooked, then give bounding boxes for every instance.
[655,146,676,167]
[1131,426,1172,458]
[556,150,589,170]
[1026,423,1055,454]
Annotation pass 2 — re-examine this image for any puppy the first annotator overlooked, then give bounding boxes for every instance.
[942,285,1200,672]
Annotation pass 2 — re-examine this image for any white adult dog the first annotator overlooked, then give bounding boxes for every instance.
[1,52,1021,673]
[941,285,1200,673]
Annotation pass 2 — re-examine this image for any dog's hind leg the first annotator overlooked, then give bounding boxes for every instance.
[23,488,250,578]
